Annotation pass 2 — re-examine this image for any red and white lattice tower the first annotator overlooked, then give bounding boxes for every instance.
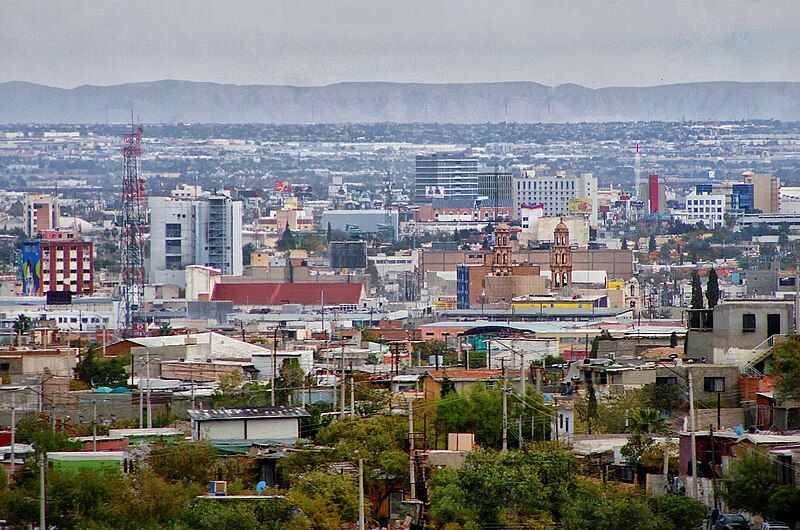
[119,125,146,338]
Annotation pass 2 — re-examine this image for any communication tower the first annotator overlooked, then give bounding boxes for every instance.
[119,124,146,337]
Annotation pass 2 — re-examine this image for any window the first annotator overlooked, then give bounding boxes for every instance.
[656,376,678,385]
[0,363,10,372]
[742,313,756,332]
[704,377,725,393]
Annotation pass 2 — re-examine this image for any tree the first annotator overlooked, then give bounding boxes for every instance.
[689,269,703,328]
[242,242,257,266]
[562,480,668,530]
[78,344,128,388]
[276,222,297,251]
[286,471,360,530]
[722,449,779,515]
[158,322,173,336]
[326,221,333,242]
[654,494,707,530]
[13,314,33,344]
[621,408,668,467]
[640,383,685,414]
[276,358,307,405]
[766,486,800,526]
[621,237,628,250]
[586,381,598,434]
[773,336,800,402]
[147,440,218,485]
[706,268,720,309]
[669,331,678,348]
[429,447,576,529]
[648,235,657,253]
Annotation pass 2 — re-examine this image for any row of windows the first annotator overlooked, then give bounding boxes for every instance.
[516,180,580,190]
[55,316,109,324]
[687,199,722,206]
[688,207,723,213]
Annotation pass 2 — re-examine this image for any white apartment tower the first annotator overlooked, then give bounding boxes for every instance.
[24,194,61,236]
[148,191,242,287]
[512,171,598,224]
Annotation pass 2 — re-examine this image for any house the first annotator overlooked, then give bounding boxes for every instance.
[189,407,310,443]
[420,369,517,400]
[686,299,794,364]
[105,331,269,363]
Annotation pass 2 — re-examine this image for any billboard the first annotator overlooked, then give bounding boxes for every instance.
[567,198,592,215]
[20,240,42,296]
[425,186,445,198]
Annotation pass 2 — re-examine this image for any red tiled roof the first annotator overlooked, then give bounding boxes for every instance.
[211,282,365,306]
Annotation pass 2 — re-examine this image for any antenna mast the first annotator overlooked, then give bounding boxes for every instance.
[634,144,642,200]
[119,123,146,338]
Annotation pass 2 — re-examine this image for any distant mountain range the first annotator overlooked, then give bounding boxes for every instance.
[1,80,799,123]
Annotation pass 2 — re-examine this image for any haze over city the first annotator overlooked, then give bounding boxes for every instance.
[1,2,800,530]
[2,0,799,88]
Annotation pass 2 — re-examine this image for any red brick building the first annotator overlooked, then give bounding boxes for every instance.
[40,230,94,295]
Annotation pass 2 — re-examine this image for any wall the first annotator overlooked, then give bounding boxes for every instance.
[197,417,299,440]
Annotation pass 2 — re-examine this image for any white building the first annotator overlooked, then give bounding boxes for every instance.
[189,407,310,442]
[512,171,598,225]
[685,191,725,228]
[148,192,242,287]
[24,194,60,236]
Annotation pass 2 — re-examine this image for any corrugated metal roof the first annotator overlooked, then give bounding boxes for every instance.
[188,407,310,421]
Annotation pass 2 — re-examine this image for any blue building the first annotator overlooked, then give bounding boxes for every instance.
[456,264,471,309]
[732,183,754,213]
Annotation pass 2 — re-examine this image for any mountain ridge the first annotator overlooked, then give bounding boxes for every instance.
[1,79,799,123]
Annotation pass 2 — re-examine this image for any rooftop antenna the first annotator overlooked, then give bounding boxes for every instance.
[634,144,642,200]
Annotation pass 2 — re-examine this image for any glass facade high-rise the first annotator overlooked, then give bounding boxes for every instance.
[414,154,478,204]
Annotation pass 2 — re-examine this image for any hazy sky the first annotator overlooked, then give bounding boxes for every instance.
[2,0,799,88]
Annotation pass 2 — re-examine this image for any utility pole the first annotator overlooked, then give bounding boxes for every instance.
[138,355,144,428]
[502,370,508,452]
[92,399,98,451]
[519,348,526,447]
[146,349,153,429]
[350,375,355,418]
[408,400,416,499]
[340,343,346,415]
[688,369,698,500]
[40,448,46,530]
[271,328,278,407]
[10,396,16,474]
[358,457,366,530]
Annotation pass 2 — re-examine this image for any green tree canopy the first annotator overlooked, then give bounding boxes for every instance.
[773,336,800,402]
[706,267,720,309]
[722,449,780,515]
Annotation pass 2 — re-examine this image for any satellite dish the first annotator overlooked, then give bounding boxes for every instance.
[256,481,267,494]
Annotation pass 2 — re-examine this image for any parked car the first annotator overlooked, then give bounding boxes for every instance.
[716,514,750,530]
[760,522,790,530]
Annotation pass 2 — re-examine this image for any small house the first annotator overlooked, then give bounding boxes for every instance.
[189,407,310,443]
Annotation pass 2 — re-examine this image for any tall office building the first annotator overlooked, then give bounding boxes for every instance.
[639,173,667,214]
[512,171,598,224]
[148,191,242,287]
[207,192,243,276]
[477,169,512,205]
[24,194,60,236]
[742,171,779,213]
[414,154,478,203]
